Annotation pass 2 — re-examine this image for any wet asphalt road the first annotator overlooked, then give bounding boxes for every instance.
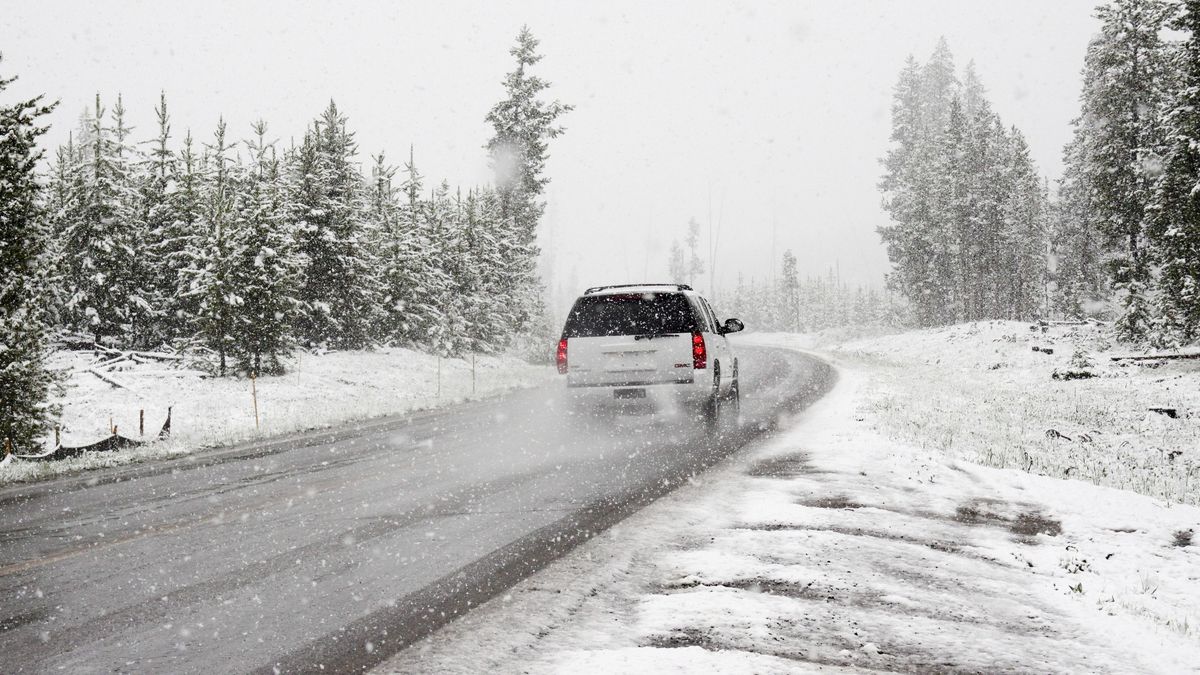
[0,345,833,674]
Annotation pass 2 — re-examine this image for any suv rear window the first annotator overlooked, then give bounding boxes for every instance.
[562,293,699,337]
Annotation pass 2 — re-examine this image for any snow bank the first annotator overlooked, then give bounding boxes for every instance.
[0,348,553,485]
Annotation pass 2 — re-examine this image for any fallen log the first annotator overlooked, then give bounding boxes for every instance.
[1110,352,1200,362]
[129,350,184,362]
[123,369,208,378]
[86,368,133,390]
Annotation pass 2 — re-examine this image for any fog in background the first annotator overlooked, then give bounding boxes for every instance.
[3,0,1100,314]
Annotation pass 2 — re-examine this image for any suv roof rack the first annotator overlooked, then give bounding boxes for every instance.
[583,283,692,295]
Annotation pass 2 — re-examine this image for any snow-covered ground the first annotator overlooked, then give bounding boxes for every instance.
[0,348,554,484]
[804,321,1200,506]
[376,328,1200,673]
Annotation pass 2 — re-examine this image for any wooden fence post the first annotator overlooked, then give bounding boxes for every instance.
[3,438,11,458]
[251,373,260,431]
[139,409,145,437]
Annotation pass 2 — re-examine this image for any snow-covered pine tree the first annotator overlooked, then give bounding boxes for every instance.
[1148,0,1200,343]
[42,133,79,331]
[667,241,687,284]
[168,131,204,340]
[1003,128,1049,321]
[1053,131,1109,318]
[389,150,449,349]
[59,94,144,346]
[110,95,155,347]
[461,188,510,353]
[1075,0,1175,340]
[228,121,300,374]
[0,59,59,450]
[878,43,961,327]
[932,95,970,323]
[140,92,183,345]
[920,38,959,141]
[964,105,1011,320]
[420,181,464,356]
[369,152,407,344]
[183,119,238,375]
[291,102,380,350]
[878,56,938,326]
[779,251,800,332]
[484,26,572,336]
[685,218,705,289]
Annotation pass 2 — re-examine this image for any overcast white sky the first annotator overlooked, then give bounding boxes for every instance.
[3,0,1101,309]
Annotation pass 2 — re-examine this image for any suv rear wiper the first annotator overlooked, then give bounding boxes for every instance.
[634,333,678,340]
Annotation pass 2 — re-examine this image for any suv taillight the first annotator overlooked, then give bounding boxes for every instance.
[557,338,569,374]
[692,332,706,369]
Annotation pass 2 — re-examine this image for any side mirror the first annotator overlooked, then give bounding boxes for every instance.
[720,318,744,335]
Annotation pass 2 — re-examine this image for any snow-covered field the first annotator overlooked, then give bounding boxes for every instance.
[377,327,1200,673]
[0,348,554,484]
[799,321,1199,506]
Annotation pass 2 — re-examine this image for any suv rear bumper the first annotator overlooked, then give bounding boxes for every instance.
[566,376,694,388]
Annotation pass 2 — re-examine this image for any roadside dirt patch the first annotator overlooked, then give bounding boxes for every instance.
[798,495,862,509]
[746,452,822,477]
[736,522,966,557]
[1010,512,1062,537]
[721,578,823,600]
[642,627,719,650]
[954,500,1062,539]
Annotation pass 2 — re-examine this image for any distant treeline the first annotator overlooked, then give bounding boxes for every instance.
[721,254,901,334]
[880,0,1200,346]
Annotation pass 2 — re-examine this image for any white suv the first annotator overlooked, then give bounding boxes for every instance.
[556,284,744,418]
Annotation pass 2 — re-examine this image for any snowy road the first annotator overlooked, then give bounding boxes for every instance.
[0,345,832,674]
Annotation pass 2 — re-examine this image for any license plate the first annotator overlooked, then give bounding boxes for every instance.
[614,388,646,399]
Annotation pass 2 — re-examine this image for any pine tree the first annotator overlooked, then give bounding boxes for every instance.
[879,55,940,326]
[920,38,959,139]
[667,241,687,284]
[1003,129,1049,320]
[183,119,238,375]
[1149,0,1200,343]
[370,152,407,344]
[484,26,572,335]
[684,218,705,288]
[110,95,155,347]
[939,95,973,321]
[168,131,204,338]
[1053,133,1108,318]
[229,121,300,374]
[461,188,510,352]
[140,92,182,344]
[390,150,450,349]
[0,58,58,450]
[779,250,800,331]
[1076,0,1175,340]
[291,102,379,349]
[59,94,144,345]
[878,43,962,327]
